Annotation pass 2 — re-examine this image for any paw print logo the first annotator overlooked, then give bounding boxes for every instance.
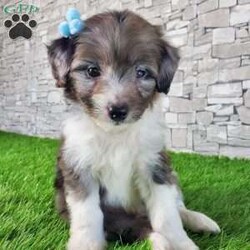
[4,14,37,39]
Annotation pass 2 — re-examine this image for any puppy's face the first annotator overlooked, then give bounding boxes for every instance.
[48,11,179,126]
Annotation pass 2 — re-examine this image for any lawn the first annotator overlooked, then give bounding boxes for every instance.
[0,131,249,250]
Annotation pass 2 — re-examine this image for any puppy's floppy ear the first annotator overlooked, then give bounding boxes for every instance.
[47,38,75,87]
[157,42,180,94]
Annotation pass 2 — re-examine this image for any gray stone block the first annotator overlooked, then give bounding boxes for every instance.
[237,106,250,124]
[171,0,180,10]
[220,146,250,158]
[198,0,218,14]
[187,127,193,149]
[144,0,153,7]
[193,86,207,98]
[168,82,184,96]
[195,31,213,46]
[178,0,189,10]
[178,112,196,124]
[51,105,66,113]
[216,121,241,126]
[212,27,235,45]
[208,97,243,105]
[236,28,249,39]
[166,28,188,47]
[205,104,223,112]
[181,45,204,60]
[165,112,178,124]
[213,116,230,122]
[183,84,194,95]
[242,58,250,66]
[172,128,187,148]
[228,138,250,147]
[238,0,250,3]
[230,114,240,121]
[216,105,234,116]
[192,98,207,111]
[244,90,250,107]
[196,111,213,125]
[218,57,241,69]
[183,5,197,21]
[230,4,250,25]
[207,125,227,143]
[169,97,193,112]
[166,124,188,129]
[195,142,219,152]
[228,125,250,139]
[167,20,190,31]
[213,42,250,58]
[198,9,230,27]
[219,0,236,7]
[219,66,250,82]
[198,71,219,85]
[193,44,211,60]
[208,82,242,98]
[243,80,250,89]
[47,91,61,104]
[198,58,219,72]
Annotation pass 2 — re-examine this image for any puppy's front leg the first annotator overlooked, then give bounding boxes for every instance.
[147,184,198,250]
[138,153,198,250]
[64,169,106,250]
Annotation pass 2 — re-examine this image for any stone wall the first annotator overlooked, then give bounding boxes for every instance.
[164,0,250,158]
[0,0,250,158]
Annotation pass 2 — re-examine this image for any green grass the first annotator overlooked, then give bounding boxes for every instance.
[0,131,249,250]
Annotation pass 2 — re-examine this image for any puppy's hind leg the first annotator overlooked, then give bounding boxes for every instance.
[178,201,220,234]
[54,162,69,221]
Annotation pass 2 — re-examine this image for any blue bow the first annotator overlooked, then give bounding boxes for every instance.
[58,8,84,38]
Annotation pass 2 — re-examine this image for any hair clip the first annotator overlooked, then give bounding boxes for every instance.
[58,8,84,38]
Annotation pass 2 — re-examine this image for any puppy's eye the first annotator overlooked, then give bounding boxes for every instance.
[87,66,101,78]
[136,69,148,79]
[136,67,155,80]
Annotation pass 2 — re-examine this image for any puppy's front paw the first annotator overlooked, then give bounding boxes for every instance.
[149,232,172,250]
[67,232,106,250]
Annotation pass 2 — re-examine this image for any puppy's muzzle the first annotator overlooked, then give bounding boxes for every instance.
[107,104,128,123]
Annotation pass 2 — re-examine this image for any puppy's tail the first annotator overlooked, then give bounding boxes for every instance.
[178,205,221,234]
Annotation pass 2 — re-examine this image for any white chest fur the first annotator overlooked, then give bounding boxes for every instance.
[62,99,165,209]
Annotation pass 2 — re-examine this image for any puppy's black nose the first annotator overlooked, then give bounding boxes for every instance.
[108,104,128,122]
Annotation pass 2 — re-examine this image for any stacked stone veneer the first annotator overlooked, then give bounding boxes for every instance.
[163,0,250,158]
[0,0,250,158]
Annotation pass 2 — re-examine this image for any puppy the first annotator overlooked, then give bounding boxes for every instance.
[48,10,220,250]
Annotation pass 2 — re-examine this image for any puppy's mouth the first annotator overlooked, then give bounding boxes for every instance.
[113,120,125,126]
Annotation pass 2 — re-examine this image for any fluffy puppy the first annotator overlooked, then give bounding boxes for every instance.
[48,10,220,250]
